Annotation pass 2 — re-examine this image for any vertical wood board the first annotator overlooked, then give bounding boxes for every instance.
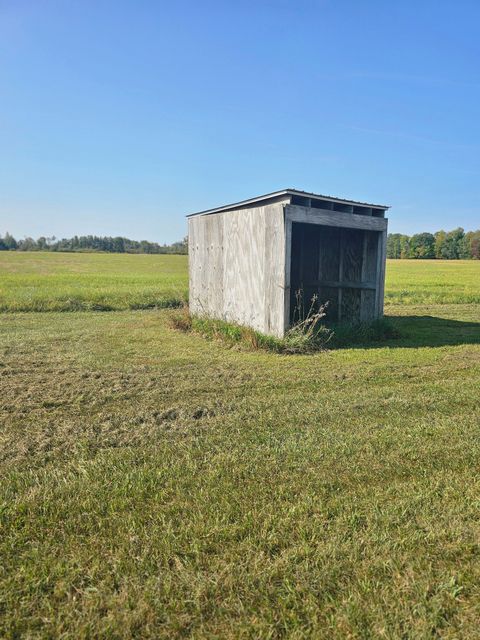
[189,202,286,337]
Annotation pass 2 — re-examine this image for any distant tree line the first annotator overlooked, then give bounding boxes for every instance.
[0,232,188,254]
[387,228,480,259]
[2,228,478,259]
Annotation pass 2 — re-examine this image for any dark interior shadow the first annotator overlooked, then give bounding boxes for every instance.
[336,315,480,349]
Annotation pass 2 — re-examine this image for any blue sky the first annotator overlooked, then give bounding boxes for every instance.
[1,0,479,243]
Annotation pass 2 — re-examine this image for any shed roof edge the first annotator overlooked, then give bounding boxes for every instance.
[186,189,390,217]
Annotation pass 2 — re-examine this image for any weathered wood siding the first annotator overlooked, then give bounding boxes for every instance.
[188,202,286,337]
[285,204,388,232]
[188,199,388,338]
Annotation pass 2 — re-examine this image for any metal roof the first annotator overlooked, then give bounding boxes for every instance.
[187,188,390,217]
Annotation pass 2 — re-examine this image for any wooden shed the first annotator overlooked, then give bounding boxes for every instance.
[188,189,389,338]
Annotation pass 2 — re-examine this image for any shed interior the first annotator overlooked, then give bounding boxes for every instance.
[289,222,380,324]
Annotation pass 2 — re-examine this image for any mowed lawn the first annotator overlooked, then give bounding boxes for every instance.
[1,254,480,638]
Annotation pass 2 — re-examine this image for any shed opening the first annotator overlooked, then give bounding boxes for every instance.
[289,222,380,324]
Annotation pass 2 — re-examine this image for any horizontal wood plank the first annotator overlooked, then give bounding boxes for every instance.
[285,204,388,232]
[304,279,377,290]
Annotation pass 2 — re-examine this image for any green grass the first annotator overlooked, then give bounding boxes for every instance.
[1,254,480,638]
[385,259,480,305]
[171,309,335,353]
[0,252,188,311]
[0,253,479,312]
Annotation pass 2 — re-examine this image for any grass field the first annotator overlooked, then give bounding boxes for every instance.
[1,252,479,312]
[385,260,480,305]
[1,253,480,638]
[0,252,188,311]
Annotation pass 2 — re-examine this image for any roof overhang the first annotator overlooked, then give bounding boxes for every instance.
[187,189,390,218]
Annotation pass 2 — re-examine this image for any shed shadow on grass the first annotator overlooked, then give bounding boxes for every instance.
[342,315,480,350]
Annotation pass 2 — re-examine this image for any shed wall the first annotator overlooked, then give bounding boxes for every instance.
[188,202,286,337]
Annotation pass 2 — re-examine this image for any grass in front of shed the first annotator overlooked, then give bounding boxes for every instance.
[171,300,334,353]
[1,303,480,638]
[171,307,401,353]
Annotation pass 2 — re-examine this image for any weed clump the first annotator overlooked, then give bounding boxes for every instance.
[171,290,402,353]
[170,293,333,354]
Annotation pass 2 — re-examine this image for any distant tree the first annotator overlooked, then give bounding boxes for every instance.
[399,235,410,259]
[2,232,18,250]
[434,230,447,258]
[409,232,435,258]
[138,240,152,253]
[387,234,401,258]
[112,236,125,253]
[0,236,7,250]
[457,232,471,259]
[167,236,188,254]
[36,236,48,251]
[442,228,465,259]
[18,237,38,251]
[467,230,480,259]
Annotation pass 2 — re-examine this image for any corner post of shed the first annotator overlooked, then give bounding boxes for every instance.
[283,211,293,336]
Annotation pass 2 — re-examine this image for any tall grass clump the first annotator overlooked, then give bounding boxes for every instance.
[282,290,333,353]
[170,292,333,354]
